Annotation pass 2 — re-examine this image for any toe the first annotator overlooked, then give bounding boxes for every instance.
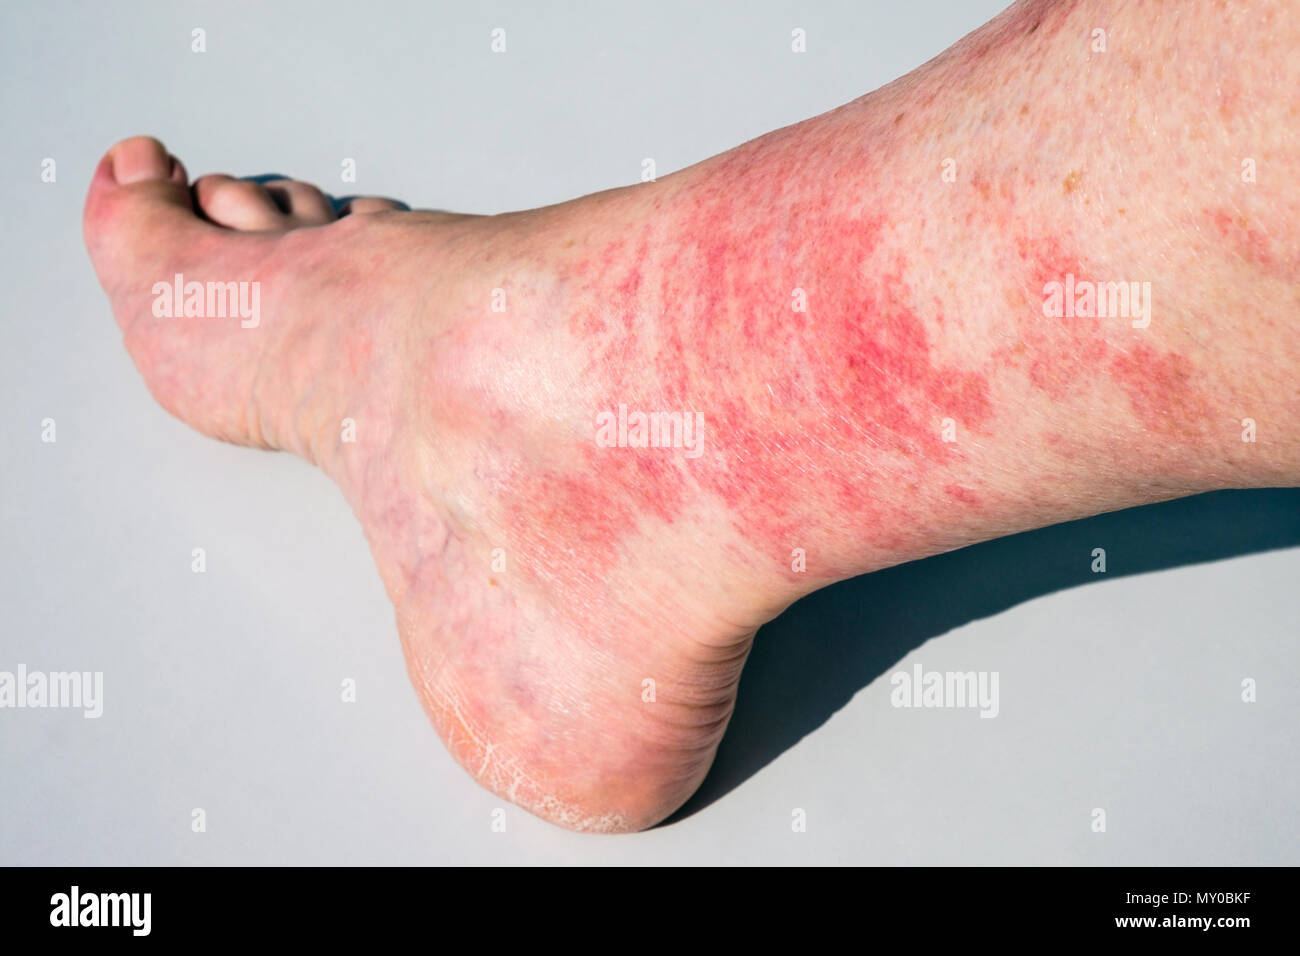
[83,137,286,448]
[339,196,409,216]
[262,179,337,226]
[84,137,272,304]
[194,174,289,231]
[85,137,203,283]
[113,134,181,185]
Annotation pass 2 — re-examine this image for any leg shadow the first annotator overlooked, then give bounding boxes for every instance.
[664,488,1300,824]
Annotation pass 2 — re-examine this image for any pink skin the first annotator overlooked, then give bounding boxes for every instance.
[84,0,1300,831]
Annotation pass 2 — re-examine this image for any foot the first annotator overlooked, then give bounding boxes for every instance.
[84,136,772,831]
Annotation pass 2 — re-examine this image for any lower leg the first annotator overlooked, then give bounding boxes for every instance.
[492,0,1300,609]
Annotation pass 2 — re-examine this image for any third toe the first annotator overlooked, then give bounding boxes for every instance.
[262,179,337,226]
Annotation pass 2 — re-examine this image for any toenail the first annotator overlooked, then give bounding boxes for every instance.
[113,137,173,185]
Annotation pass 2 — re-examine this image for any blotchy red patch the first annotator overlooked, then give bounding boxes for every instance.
[1109,341,1209,437]
[496,438,688,593]
[995,235,1108,398]
[500,158,1214,588]
[1205,208,1286,274]
[523,157,1002,580]
[1005,233,1217,444]
[944,484,980,506]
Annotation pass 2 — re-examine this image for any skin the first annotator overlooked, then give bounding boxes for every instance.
[83,0,1300,831]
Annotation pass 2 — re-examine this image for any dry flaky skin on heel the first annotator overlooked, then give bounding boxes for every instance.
[86,0,1300,831]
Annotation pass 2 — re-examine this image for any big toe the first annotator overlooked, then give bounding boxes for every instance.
[83,137,287,447]
[85,137,260,293]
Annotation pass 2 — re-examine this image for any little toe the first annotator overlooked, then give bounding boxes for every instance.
[338,196,410,216]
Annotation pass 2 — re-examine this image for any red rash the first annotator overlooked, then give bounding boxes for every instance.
[1005,233,1215,437]
[499,156,1214,587]
[1206,207,1292,276]
[500,157,1003,583]
[1110,342,1210,439]
[996,235,1107,398]
[944,484,981,506]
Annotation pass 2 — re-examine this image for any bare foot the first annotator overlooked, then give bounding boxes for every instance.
[83,135,771,832]
[84,0,1300,831]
